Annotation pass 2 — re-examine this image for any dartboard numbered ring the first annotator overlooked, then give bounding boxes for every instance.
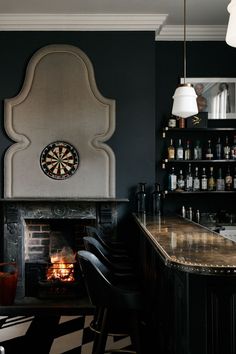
[40,141,79,180]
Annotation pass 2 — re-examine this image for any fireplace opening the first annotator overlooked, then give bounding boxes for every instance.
[24,219,95,299]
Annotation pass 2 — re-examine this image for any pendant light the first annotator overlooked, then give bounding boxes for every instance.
[226,0,236,47]
[172,0,198,118]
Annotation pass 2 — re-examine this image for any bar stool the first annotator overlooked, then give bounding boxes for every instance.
[83,236,135,275]
[85,226,128,255]
[77,250,144,354]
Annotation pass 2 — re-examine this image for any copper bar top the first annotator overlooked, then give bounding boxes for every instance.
[134,213,236,275]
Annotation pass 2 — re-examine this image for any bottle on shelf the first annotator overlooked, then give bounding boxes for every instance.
[233,167,236,191]
[208,166,216,191]
[193,166,200,191]
[136,182,147,214]
[205,139,213,160]
[177,169,185,191]
[223,136,230,160]
[184,140,191,160]
[216,168,225,191]
[185,163,193,192]
[201,167,208,191]
[168,138,175,160]
[193,140,202,160]
[168,167,177,191]
[225,166,232,191]
[187,206,193,221]
[152,183,163,216]
[181,205,186,218]
[215,137,222,160]
[231,135,236,160]
[176,139,184,160]
[196,209,200,223]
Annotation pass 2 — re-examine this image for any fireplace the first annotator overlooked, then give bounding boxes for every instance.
[1,199,120,301]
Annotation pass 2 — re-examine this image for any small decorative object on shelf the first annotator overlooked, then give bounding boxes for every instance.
[186,112,208,128]
[178,117,186,129]
[168,116,177,128]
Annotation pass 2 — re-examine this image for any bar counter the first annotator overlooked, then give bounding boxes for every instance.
[133,213,236,275]
[132,213,236,354]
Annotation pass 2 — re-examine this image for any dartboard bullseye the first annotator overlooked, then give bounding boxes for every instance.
[40,141,79,180]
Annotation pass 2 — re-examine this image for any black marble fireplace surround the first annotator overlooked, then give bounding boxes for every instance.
[0,199,127,308]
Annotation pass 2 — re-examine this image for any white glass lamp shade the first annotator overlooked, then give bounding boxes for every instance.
[172,84,198,118]
[226,0,236,47]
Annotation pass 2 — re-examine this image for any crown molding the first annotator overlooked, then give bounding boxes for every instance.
[156,25,227,41]
[0,13,168,32]
[0,14,227,41]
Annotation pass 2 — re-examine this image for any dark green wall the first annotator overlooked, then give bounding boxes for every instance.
[0,31,156,206]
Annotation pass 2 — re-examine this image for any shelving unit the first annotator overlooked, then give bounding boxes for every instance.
[161,124,236,194]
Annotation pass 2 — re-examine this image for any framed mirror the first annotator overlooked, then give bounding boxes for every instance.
[181,78,236,119]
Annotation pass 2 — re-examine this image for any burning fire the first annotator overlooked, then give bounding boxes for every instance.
[46,247,76,282]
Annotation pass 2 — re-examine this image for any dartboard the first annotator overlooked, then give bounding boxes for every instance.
[40,141,79,180]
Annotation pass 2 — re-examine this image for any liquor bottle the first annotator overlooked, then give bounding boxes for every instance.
[233,167,236,191]
[193,140,202,160]
[185,163,193,191]
[187,207,193,221]
[177,169,185,190]
[208,166,216,191]
[184,140,191,160]
[168,138,175,160]
[215,137,222,160]
[193,166,200,191]
[152,183,163,216]
[196,209,200,223]
[223,136,230,160]
[216,168,225,191]
[136,182,147,214]
[201,167,208,191]
[168,167,177,191]
[205,139,213,160]
[231,135,236,160]
[176,139,184,160]
[225,166,232,191]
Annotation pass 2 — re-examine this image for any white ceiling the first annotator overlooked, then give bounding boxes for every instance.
[0,0,231,40]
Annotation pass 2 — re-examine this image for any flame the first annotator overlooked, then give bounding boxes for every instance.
[47,248,76,282]
[47,260,75,282]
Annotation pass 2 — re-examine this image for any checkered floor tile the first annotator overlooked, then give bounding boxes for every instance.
[0,315,133,353]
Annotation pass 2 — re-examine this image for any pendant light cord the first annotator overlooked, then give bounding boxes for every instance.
[183,0,186,84]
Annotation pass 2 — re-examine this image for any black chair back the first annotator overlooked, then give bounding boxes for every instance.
[77,250,141,310]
